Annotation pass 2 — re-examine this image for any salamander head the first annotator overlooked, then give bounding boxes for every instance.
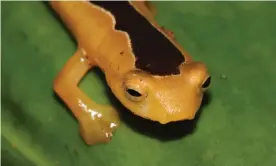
[106,61,211,124]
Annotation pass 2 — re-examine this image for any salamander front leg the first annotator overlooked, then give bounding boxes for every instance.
[53,48,120,145]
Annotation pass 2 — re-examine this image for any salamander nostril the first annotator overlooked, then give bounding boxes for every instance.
[202,76,211,89]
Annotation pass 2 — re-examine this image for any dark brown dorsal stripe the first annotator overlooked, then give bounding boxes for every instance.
[90,1,185,76]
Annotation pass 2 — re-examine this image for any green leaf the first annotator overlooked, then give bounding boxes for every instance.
[2,1,276,166]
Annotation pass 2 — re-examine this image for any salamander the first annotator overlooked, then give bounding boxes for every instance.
[50,1,211,145]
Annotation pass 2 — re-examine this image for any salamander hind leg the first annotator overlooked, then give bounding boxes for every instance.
[53,48,120,145]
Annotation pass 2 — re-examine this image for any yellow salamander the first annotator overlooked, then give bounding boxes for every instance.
[50,1,211,145]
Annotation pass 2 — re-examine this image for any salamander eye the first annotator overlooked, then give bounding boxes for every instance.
[123,71,148,102]
[202,76,211,89]
[125,87,147,102]
[126,89,142,97]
